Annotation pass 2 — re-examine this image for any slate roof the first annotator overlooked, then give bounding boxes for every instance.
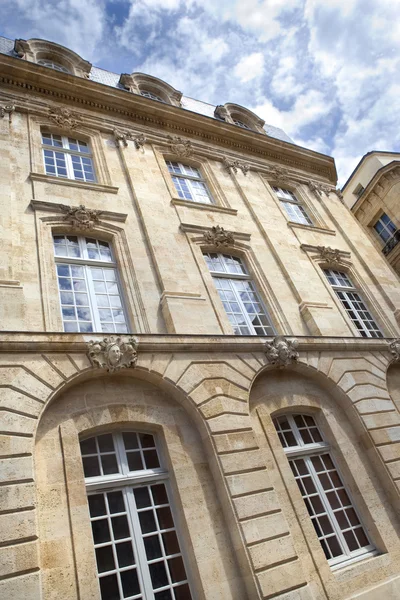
[0,35,294,144]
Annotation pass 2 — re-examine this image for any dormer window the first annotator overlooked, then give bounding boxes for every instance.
[232,119,251,130]
[37,59,70,73]
[140,90,165,103]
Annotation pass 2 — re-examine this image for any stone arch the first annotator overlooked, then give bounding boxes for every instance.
[248,359,400,600]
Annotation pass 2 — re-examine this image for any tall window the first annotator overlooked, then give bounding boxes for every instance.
[80,431,193,600]
[37,59,70,73]
[204,253,275,336]
[323,269,382,338]
[272,186,313,226]
[374,213,397,243]
[42,132,95,182]
[53,235,128,333]
[274,414,374,568]
[166,161,213,204]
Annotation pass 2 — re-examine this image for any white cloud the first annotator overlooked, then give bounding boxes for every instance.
[234,52,265,83]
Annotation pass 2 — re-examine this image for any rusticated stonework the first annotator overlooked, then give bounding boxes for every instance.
[203,225,235,247]
[265,335,299,366]
[60,204,102,230]
[87,336,138,372]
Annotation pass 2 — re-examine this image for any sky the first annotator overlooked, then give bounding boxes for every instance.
[1,0,400,185]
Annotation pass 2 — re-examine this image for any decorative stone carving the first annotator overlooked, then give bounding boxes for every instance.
[14,39,31,59]
[113,129,147,150]
[48,106,82,129]
[203,226,235,247]
[223,157,250,175]
[60,204,103,230]
[214,105,230,121]
[265,335,299,366]
[308,180,331,197]
[317,246,342,268]
[389,339,400,362]
[0,104,15,119]
[334,188,344,201]
[266,165,291,182]
[87,336,139,372]
[167,135,193,158]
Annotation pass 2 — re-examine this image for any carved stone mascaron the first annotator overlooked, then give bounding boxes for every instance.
[265,335,299,366]
[317,246,342,268]
[389,339,400,362]
[60,204,103,230]
[48,106,82,129]
[203,226,235,247]
[167,135,193,158]
[87,336,139,372]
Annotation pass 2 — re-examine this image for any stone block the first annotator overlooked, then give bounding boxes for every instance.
[226,469,271,497]
[234,489,280,520]
[241,512,289,545]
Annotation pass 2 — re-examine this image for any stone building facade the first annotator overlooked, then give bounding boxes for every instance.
[1,37,400,600]
[342,151,400,277]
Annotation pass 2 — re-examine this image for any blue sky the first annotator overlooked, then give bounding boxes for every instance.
[2,0,400,184]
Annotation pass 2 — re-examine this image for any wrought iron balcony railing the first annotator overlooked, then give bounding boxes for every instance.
[383,230,400,256]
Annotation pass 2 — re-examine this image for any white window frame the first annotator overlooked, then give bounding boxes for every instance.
[140,90,165,102]
[37,59,70,73]
[272,186,313,226]
[323,269,383,338]
[274,414,376,569]
[373,213,397,244]
[204,252,275,336]
[42,132,96,182]
[82,431,194,600]
[54,235,130,333]
[166,161,214,205]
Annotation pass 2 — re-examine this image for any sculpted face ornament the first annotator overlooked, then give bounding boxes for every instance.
[317,246,342,268]
[167,135,193,158]
[203,225,235,247]
[87,336,139,372]
[389,339,400,362]
[60,204,102,230]
[48,106,82,129]
[265,335,299,366]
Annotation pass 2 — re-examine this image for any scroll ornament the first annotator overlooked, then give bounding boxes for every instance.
[265,335,299,366]
[223,157,250,175]
[87,336,139,372]
[167,135,193,158]
[113,128,147,150]
[203,225,235,247]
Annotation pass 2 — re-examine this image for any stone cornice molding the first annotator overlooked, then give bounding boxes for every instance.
[179,222,251,242]
[30,199,127,222]
[0,332,391,354]
[0,53,337,182]
[301,243,351,267]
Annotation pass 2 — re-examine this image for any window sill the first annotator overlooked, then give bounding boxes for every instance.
[171,197,238,215]
[30,172,119,194]
[288,221,336,236]
[330,549,379,572]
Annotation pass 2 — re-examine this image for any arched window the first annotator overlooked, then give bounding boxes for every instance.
[80,430,193,600]
[323,269,382,338]
[204,252,275,335]
[272,186,313,226]
[42,131,95,182]
[274,413,374,567]
[37,58,70,73]
[140,90,165,103]
[53,235,129,333]
[232,118,251,130]
[166,161,214,204]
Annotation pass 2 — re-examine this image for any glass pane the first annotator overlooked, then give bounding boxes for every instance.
[108,491,125,514]
[83,456,100,478]
[123,432,139,450]
[149,561,169,589]
[145,535,163,560]
[139,510,157,534]
[127,452,144,472]
[88,494,106,518]
[96,545,115,573]
[92,519,111,544]
[112,515,130,539]
[134,487,151,509]
[99,574,119,600]
[116,541,135,568]
[121,569,140,597]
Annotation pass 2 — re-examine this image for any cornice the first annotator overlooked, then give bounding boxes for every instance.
[0,332,394,354]
[171,198,238,215]
[30,172,119,194]
[0,54,337,183]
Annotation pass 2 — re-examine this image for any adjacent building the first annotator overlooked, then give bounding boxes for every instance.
[342,151,400,277]
[1,36,400,600]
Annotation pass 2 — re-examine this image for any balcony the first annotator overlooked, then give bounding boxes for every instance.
[382,230,400,255]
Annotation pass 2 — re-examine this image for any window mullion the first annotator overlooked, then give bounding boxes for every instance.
[305,456,349,557]
[287,415,305,447]
[125,486,156,599]
[230,278,256,334]
[85,265,102,331]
